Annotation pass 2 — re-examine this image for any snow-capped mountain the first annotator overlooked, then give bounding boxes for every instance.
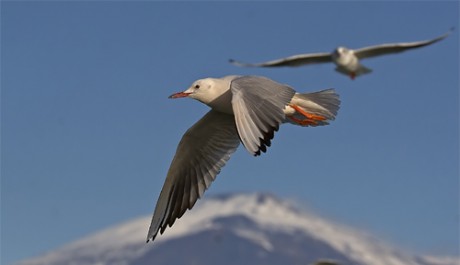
[15,193,459,265]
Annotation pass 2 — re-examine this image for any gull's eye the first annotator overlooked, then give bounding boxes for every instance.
[194,84,200,89]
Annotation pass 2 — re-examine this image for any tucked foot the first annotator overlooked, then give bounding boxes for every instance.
[288,104,328,126]
[288,116,321,126]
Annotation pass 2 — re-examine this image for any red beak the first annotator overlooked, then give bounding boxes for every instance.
[168,92,191,99]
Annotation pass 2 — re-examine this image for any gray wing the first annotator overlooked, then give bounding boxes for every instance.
[230,76,296,156]
[354,29,452,59]
[229,52,333,67]
[146,110,240,243]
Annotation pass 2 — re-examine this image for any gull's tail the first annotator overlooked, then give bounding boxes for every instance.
[335,65,372,79]
[354,65,373,78]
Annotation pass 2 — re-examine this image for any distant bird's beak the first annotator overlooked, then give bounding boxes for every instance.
[168,91,191,99]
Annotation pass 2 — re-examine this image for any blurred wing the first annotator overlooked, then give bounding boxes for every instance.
[230,76,296,156]
[146,110,240,243]
[354,29,452,59]
[230,52,332,67]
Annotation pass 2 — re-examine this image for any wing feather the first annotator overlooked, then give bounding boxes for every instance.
[146,110,240,243]
[230,52,333,67]
[230,76,295,156]
[354,29,452,59]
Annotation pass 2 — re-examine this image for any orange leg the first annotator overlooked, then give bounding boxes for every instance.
[290,104,326,121]
[350,72,356,80]
[288,104,327,126]
[288,116,319,126]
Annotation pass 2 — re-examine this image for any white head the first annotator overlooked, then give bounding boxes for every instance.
[332,46,351,58]
[169,77,234,105]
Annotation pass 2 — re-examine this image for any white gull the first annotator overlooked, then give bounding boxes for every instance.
[230,29,452,79]
[146,75,340,242]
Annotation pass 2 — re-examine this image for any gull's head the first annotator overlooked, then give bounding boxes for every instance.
[332,46,350,57]
[169,78,230,105]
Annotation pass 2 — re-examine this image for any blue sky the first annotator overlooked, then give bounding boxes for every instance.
[1,1,458,264]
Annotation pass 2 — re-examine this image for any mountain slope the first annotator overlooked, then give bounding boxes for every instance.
[15,193,459,265]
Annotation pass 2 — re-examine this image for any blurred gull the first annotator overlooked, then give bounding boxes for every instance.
[146,75,340,243]
[230,29,452,79]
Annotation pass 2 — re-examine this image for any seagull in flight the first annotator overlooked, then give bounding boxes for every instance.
[146,75,340,243]
[230,29,452,80]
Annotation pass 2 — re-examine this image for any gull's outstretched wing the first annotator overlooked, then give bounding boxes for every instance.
[354,29,452,59]
[230,52,332,67]
[146,110,240,243]
[230,76,295,156]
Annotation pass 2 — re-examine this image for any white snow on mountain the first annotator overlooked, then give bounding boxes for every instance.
[15,193,459,265]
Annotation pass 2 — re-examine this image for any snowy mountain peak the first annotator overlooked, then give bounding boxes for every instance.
[16,193,459,265]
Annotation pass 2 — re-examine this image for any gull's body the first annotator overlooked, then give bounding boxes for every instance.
[146,75,340,243]
[230,29,452,79]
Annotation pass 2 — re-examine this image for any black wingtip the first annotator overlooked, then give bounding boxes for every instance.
[146,230,159,243]
[146,234,157,244]
[229,58,249,67]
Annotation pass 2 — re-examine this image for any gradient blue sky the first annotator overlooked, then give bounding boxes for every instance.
[2,1,458,264]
